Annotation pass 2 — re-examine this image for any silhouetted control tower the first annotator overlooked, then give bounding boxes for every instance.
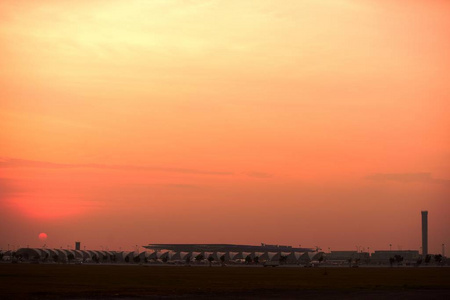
[421,211,428,256]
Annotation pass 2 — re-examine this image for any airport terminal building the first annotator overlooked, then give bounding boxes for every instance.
[144,243,314,253]
[1,244,436,266]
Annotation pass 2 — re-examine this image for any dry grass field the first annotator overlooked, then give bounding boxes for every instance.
[1,263,449,299]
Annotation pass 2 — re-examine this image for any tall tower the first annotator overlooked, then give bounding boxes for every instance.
[421,211,428,256]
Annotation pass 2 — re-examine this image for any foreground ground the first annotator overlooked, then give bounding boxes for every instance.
[1,264,449,299]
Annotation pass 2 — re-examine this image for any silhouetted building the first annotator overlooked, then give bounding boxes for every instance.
[326,251,369,262]
[144,243,313,253]
[75,242,80,251]
[371,250,419,263]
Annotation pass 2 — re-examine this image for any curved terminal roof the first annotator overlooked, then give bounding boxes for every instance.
[144,244,314,252]
[12,247,324,264]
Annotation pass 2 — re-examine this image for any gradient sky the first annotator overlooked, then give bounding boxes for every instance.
[1,0,449,253]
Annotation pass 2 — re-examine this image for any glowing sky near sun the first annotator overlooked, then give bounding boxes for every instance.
[0,0,449,253]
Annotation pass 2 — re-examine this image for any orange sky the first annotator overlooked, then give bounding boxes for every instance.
[1,0,449,253]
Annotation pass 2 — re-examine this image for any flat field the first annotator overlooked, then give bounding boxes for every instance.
[1,264,449,299]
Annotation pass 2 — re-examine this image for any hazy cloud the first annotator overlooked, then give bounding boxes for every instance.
[0,178,32,203]
[165,184,200,189]
[0,178,18,198]
[0,158,233,176]
[245,172,273,179]
[365,172,450,185]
